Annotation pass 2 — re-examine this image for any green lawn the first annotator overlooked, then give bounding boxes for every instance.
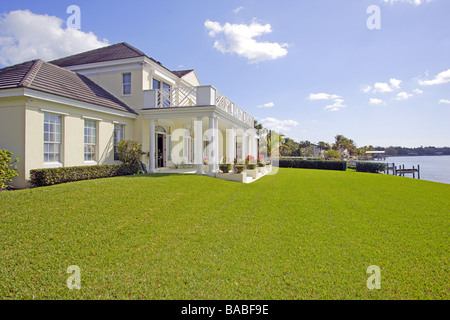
[0,168,448,299]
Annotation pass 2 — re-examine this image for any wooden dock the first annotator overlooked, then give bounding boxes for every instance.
[396,164,420,179]
[385,162,396,175]
[384,162,420,179]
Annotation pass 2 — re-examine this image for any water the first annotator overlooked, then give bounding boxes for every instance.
[381,155,450,184]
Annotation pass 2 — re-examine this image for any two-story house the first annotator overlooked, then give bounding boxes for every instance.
[0,42,259,188]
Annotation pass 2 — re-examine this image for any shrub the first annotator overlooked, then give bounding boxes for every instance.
[247,164,256,170]
[278,159,347,171]
[117,140,145,164]
[356,162,386,173]
[0,149,19,190]
[234,164,246,174]
[30,163,140,187]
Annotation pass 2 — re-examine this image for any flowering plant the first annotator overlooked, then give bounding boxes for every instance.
[245,155,255,164]
[117,140,145,164]
[203,157,209,165]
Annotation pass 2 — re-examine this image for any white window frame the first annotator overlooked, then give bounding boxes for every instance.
[84,119,98,165]
[43,112,64,168]
[122,73,132,95]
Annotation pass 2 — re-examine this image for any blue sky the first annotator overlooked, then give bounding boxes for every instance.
[1,0,449,147]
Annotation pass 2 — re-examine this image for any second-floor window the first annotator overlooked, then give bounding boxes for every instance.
[122,73,131,95]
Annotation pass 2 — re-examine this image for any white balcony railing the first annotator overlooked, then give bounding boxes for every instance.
[143,85,255,127]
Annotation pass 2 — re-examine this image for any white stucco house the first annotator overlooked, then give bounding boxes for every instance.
[0,42,261,188]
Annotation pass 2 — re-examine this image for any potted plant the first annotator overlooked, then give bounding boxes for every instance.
[234,164,246,173]
[203,157,209,174]
[219,159,232,173]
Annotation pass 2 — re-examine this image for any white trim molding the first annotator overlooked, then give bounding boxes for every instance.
[40,108,69,116]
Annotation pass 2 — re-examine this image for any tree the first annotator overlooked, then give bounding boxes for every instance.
[318,141,330,151]
[254,120,263,130]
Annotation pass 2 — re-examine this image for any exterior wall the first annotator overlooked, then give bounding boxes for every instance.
[86,69,144,111]
[0,97,26,188]
[0,95,136,188]
[181,72,201,87]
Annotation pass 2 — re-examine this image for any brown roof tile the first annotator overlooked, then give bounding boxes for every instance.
[50,42,191,79]
[0,60,137,115]
[50,42,146,68]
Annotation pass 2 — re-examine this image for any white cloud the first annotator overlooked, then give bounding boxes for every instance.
[307,92,345,111]
[370,98,386,105]
[361,85,372,93]
[307,93,341,101]
[260,117,298,132]
[413,88,423,94]
[324,98,346,112]
[0,10,109,66]
[257,102,275,108]
[204,20,288,64]
[419,69,450,86]
[438,99,450,104]
[390,78,402,89]
[233,6,244,14]
[373,82,394,93]
[382,0,433,5]
[395,91,413,100]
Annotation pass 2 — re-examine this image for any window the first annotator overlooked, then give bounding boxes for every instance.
[114,124,125,161]
[84,120,97,162]
[122,73,131,95]
[44,113,62,163]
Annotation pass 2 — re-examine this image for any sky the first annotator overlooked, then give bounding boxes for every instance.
[0,0,449,148]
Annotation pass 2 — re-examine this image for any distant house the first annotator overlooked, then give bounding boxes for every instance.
[0,43,258,188]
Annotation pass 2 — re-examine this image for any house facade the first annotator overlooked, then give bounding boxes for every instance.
[0,43,259,188]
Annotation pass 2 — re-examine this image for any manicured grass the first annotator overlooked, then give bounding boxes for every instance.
[0,168,448,299]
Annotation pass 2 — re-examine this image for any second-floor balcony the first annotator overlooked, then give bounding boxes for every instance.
[143,85,255,128]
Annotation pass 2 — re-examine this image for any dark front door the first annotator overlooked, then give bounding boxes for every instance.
[157,134,166,168]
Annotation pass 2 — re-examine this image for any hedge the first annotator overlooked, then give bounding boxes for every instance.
[355,161,386,173]
[30,163,140,187]
[278,159,347,171]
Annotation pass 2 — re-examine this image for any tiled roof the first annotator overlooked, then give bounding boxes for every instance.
[50,42,146,68]
[0,60,137,115]
[171,70,194,78]
[50,42,192,79]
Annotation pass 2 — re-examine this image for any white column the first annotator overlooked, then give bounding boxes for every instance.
[232,126,236,163]
[195,117,203,174]
[214,117,219,172]
[226,126,236,164]
[207,116,215,176]
[251,131,258,160]
[149,119,156,173]
[242,131,248,161]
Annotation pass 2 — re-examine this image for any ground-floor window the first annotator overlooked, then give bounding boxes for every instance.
[114,124,125,160]
[44,113,62,163]
[84,119,97,162]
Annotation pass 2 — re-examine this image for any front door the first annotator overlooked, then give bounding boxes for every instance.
[156,134,166,168]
